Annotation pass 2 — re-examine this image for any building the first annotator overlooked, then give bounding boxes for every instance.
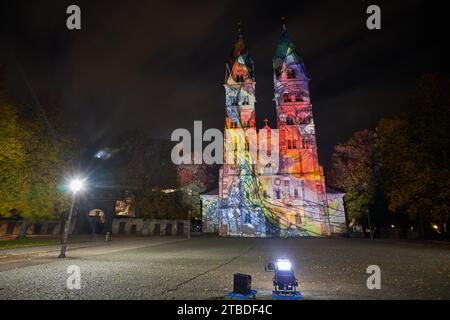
[201,24,347,237]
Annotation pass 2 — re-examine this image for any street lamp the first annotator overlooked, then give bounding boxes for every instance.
[59,178,85,258]
[364,206,373,240]
[69,179,83,193]
[187,189,193,240]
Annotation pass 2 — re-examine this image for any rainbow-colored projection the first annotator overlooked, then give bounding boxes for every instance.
[201,26,347,237]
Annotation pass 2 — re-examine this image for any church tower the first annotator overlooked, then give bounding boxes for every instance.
[271,23,330,236]
[224,24,256,131]
[273,24,320,176]
[218,25,267,236]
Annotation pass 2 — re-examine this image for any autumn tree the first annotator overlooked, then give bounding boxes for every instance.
[377,74,450,236]
[328,129,378,225]
[109,131,181,218]
[177,162,216,194]
[0,90,79,237]
[0,103,29,217]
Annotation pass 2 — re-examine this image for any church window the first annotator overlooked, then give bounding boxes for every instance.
[294,189,299,198]
[287,69,296,79]
[283,93,290,103]
[274,189,281,199]
[295,93,303,102]
[299,116,310,125]
[286,117,294,125]
[236,74,244,82]
[242,97,249,105]
[302,140,308,148]
[287,139,296,149]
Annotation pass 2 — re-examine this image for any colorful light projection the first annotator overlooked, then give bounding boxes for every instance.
[201,26,347,237]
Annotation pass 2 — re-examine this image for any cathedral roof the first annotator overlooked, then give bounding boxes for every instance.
[273,25,308,81]
[226,26,254,81]
[273,28,302,63]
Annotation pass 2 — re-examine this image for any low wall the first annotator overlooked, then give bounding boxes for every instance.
[0,220,69,236]
[112,218,189,236]
[0,218,189,237]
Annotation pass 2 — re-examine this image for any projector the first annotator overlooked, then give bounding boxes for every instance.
[233,273,252,295]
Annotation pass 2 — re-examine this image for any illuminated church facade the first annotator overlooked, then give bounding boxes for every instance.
[201,25,347,237]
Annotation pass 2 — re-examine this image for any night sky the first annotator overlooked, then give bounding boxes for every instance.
[0,0,448,169]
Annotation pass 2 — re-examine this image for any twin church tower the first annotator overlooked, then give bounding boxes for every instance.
[201,23,347,237]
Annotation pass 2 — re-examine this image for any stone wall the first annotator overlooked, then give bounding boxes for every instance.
[112,218,189,236]
[0,218,189,237]
[0,220,67,236]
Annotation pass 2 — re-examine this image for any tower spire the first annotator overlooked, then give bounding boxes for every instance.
[281,16,287,31]
[237,21,243,37]
[226,21,254,82]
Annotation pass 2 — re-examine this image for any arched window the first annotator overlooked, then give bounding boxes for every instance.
[233,136,238,150]
[236,74,245,82]
[287,69,296,79]
[286,117,294,125]
[287,135,297,149]
[283,93,290,103]
[274,188,281,199]
[302,139,308,149]
[299,117,309,125]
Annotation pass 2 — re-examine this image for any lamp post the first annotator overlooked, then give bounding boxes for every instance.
[187,209,191,240]
[364,206,373,240]
[187,189,193,240]
[59,179,84,258]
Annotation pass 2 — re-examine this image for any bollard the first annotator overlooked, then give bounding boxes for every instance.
[105,232,110,242]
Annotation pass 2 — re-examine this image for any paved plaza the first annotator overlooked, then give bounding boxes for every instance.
[0,237,449,299]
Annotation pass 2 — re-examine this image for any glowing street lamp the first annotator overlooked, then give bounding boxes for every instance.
[59,178,85,258]
[69,179,84,193]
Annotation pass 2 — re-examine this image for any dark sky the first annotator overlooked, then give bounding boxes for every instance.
[0,0,448,169]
